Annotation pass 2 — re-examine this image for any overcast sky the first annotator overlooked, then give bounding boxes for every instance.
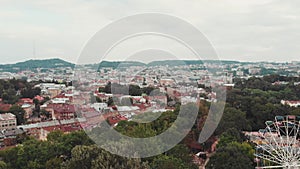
[0,0,300,64]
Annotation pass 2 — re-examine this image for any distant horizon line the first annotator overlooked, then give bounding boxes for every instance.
[1,57,300,65]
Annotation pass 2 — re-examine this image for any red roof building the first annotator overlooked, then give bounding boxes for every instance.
[53,104,76,120]
[0,103,12,112]
[34,95,44,101]
[107,115,128,126]
[20,98,33,105]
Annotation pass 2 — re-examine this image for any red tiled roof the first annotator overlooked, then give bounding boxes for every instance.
[61,125,82,132]
[47,104,76,113]
[132,103,150,110]
[107,115,128,125]
[20,98,33,104]
[54,105,75,113]
[34,95,44,101]
[54,94,72,99]
[43,126,60,132]
[0,103,12,112]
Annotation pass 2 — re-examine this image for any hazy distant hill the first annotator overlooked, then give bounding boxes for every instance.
[0,58,269,73]
[95,60,243,68]
[147,60,241,66]
[148,60,192,66]
[0,58,75,72]
[98,61,146,69]
[97,60,244,67]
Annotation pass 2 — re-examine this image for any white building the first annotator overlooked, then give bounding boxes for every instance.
[281,100,300,107]
[0,113,17,130]
[91,103,108,112]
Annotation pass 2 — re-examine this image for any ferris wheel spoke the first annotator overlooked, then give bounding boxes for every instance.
[292,121,300,154]
[264,141,286,161]
[271,124,289,160]
[285,121,300,160]
[255,153,283,165]
[265,125,288,160]
[257,145,285,163]
[256,116,300,168]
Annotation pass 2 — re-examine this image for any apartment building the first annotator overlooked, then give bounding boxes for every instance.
[0,113,17,130]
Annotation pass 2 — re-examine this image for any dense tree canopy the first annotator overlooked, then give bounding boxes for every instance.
[208,75,300,168]
[99,82,162,96]
[0,79,41,104]
[206,141,255,169]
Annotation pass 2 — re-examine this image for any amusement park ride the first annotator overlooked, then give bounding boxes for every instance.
[255,115,300,169]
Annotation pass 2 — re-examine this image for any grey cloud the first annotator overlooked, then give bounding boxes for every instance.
[0,0,300,63]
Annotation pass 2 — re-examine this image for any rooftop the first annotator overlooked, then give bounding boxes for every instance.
[0,113,16,121]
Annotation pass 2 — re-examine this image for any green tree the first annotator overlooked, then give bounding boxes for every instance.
[63,145,150,169]
[217,128,245,148]
[47,130,64,143]
[129,85,142,96]
[0,161,7,169]
[45,157,63,169]
[216,107,251,135]
[206,142,254,169]
[9,104,26,125]
[150,155,193,169]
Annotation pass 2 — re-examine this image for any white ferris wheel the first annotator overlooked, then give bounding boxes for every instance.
[255,115,300,169]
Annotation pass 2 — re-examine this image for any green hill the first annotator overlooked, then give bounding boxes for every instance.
[0,58,75,72]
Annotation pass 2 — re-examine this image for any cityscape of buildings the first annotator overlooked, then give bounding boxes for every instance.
[0,59,300,168]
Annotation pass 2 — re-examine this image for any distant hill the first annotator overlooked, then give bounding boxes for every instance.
[98,61,146,69]
[147,60,241,66]
[97,60,241,68]
[0,58,75,72]
[0,58,278,73]
[148,60,192,67]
